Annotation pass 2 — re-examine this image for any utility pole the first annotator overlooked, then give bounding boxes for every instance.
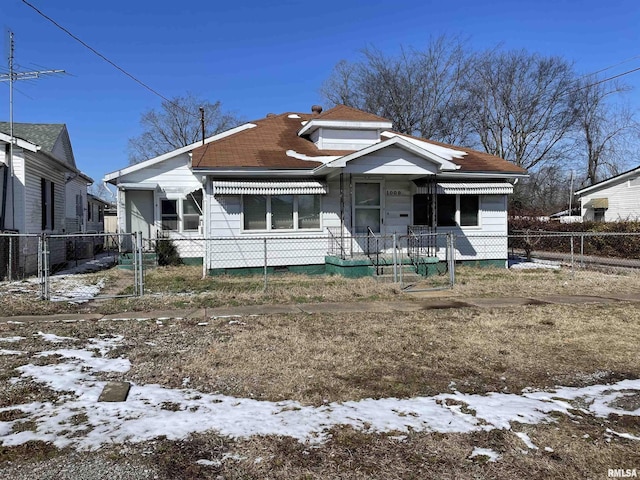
[0,30,65,230]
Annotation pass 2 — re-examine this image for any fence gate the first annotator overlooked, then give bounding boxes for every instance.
[40,232,143,302]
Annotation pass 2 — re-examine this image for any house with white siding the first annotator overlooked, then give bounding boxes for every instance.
[0,122,93,275]
[575,166,640,222]
[105,105,527,276]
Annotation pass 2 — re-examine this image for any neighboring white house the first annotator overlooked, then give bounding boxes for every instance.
[0,122,93,275]
[104,105,527,275]
[574,166,640,222]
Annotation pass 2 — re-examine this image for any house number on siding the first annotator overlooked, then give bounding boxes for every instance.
[386,189,410,196]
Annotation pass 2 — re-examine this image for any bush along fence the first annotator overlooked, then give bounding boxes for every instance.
[0,232,143,301]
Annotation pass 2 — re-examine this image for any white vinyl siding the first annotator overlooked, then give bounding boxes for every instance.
[343,147,440,175]
[24,152,65,234]
[580,178,640,221]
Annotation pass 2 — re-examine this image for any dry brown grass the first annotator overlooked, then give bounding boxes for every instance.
[1,300,639,478]
[452,265,640,297]
[2,264,640,318]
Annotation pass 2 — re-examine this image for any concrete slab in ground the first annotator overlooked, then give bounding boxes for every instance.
[463,297,546,308]
[298,302,391,314]
[208,304,302,318]
[101,310,198,321]
[532,295,617,305]
[0,313,103,324]
[98,381,131,402]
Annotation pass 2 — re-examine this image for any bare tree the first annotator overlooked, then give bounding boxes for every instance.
[464,50,577,171]
[128,93,242,164]
[571,77,639,186]
[320,36,473,144]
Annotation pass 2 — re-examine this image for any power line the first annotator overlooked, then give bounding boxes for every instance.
[573,65,640,93]
[20,0,196,118]
[579,53,640,79]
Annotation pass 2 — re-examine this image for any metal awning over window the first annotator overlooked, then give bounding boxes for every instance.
[117,182,159,190]
[212,180,327,195]
[161,185,202,200]
[588,197,608,209]
[415,182,514,195]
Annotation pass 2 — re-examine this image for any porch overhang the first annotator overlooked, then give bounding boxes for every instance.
[117,182,159,191]
[415,182,514,195]
[212,179,327,195]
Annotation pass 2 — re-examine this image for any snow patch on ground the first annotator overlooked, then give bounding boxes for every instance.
[469,447,500,462]
[1,334,639,451]
[509,258,561,270]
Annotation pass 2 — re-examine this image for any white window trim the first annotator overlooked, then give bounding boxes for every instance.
[159,192,203,233]
[241,194,323,233]
[437,194,482,230]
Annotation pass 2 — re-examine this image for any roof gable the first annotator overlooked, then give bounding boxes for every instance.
[0,122,76,167]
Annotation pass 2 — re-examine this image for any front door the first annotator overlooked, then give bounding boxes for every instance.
[125,190,154,239]
[354,182,382,234]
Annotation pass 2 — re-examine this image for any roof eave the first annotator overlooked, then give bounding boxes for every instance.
[104,122,258,182]
[298,119,393,137]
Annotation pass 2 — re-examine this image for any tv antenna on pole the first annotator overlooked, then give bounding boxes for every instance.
[0,29,65,230]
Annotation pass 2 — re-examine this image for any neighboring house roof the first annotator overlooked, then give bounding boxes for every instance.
[574,165,640,196]
[0,122,75,163]
[0,122,90,180]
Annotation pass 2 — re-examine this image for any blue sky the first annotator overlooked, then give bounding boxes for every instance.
[3,0,640,186]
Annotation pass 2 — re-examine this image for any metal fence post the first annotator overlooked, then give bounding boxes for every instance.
[448,233,456,288]
[580,234,584,268]
[570,233,575,278]
[392,233,398,283]
[8,235,13,281]
[263,237,268,292]
[137,232,144,296]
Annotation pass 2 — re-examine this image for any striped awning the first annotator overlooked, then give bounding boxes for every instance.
[416,182,514,195]
[212,180,327,195]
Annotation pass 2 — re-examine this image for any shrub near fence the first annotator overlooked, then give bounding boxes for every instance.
[509,219,640,259]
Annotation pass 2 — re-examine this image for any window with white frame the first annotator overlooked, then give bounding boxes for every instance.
[436,194,480,227]
[242,194,321,231]
[160,191,203,232]
[183,191,203,231]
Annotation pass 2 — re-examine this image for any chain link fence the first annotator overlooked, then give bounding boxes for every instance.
[2,230,640,301]
[0,232,142,302]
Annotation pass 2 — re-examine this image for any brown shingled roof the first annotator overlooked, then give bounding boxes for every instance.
[423,139,526,174]
[314,104,391,123]
[388,132,527,175]
[191,107,526,175]
[192,112,352,169]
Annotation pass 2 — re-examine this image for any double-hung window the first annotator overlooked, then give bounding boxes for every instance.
[436,194,480,227]
[160,190,203,232]
[243,194,321,231]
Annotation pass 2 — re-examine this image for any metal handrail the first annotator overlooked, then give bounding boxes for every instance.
[366,226,380,274]
[327,227,347,259]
